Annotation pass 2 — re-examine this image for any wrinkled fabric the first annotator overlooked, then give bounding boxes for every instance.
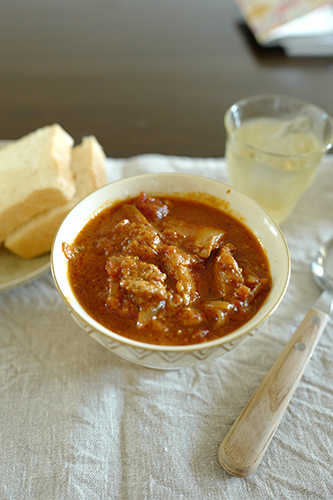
[0,155,332,500]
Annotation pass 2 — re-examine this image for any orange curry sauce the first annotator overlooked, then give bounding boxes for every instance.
[64,193,272,346]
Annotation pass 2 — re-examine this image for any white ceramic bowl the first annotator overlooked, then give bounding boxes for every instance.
[51,173,290,370]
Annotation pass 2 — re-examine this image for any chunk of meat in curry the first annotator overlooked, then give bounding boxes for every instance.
[160,218,227,258]
[64,193,272,346]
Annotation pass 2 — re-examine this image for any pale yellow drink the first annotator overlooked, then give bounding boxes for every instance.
[225,117,323,224]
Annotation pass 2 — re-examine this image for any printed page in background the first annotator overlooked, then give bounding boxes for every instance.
[234,0,331,44]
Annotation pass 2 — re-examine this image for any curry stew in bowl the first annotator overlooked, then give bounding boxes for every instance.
[63,191,272,346]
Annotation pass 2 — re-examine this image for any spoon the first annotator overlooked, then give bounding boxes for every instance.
[278,115,311,137]
[218,237,333,477]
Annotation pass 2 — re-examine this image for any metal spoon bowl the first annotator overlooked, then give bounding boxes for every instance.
[312,237,333,292]
[219,236,333,477]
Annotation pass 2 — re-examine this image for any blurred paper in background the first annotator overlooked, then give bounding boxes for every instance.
[234,0,333,56]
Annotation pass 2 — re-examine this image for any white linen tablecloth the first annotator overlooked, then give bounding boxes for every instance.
[0,154,332,499]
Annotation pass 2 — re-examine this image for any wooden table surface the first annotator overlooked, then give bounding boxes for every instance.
[0,0,332,158]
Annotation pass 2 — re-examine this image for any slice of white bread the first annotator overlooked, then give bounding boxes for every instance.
[5,136,107,259]
[0,124,75,243]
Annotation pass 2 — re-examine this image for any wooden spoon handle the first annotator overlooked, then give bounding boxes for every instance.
[218,307,329,477]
